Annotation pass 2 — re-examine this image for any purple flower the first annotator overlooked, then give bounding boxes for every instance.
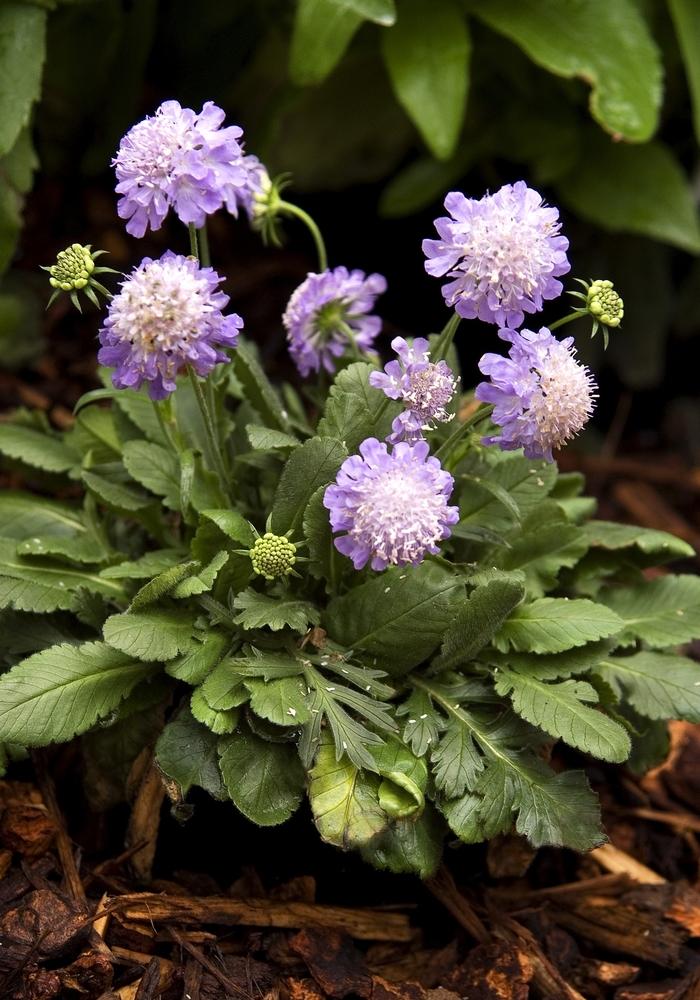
[422,182,570,328]
[98,251,243,400]
[369,336,458,443]
[238,154,271,219]
[323,437,459,571]
[283,267,386,378]
[113,100,248,237]
[475,327,597,461]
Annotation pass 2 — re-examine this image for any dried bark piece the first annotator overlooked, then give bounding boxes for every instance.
[0,888,87,970]
[286,976,326,1000]
[126,755,166,884]
[15,967,62,1000]
[289,928,372,998]
[443,941,533,1000]
[643,723,700,815]
[58,950,114,995]
[486,836,536,879]
[0,806,56,858]
[367,941,458,988]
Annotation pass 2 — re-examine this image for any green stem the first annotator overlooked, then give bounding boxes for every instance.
[151,399,177,451]
[432,312,461,362]
[187,365,231,500]
[435,404,494,462]
[548,311,582,331]
[188,223,199,258]
[279,200,328,271]
[197,225,211,267]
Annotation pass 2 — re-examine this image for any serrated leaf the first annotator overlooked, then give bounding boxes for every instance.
[101,549,184,580]
[381,0,469,160]
[324,562,464,675]
[232,588,320,633]
[459,455,556,534]
[245,676,311,726]
[0,641,154,746]
[111,385,167,446]
[16,534,107,565]
[486,640,613,680]
[317,363,400,453]
[0,424,77,474]
[494,598,623,654]
[129,562,197,610]
[190,687,239,735]
[103,609,196,661]
[219,726,304,826]
[199,658,251,710]
[271,437,347,535]
[165,631,229,685]
[0,491,85,541]
[122,440,180,509]
[0,4,47,157]
[173,552,229,598]
[584,520,695,564]
[469,0,660,142]
[433,579,525,671]
[304,485,343,590]
[82,466,153,512]
[494,668,630,762]
[431,717,483,797]
[599,575,700,648]
[396,688,440,757]
[155,707,226,801]
[246,425,299,451]
[597,651,700,722]
[199,509,256,547]
[308,736,388,848]
[233,342,289,431]
[498,502,589,596]
[361,805,443,878]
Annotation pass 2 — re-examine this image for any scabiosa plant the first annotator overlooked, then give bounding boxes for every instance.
[283,267,387,377]
[113,100,248,237]
[98,251,243,400]
[369,336,458,443]
[323,437,459,570]
[475,327,597,461]
[422,182,570,328]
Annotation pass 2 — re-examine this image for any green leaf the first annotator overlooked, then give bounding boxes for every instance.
[324,562,464,675]
[304,485,343,589]
[584,520,695,564]
[381,0,469,159]
[82,466,153,512]
[245,676,311,726]
[558,136,700,254]
[459,455,556,534]
[361,806,443,877]
[469,0,661,142]
[219,726,305,826]
[494,598,623,654]
[196,654,250,709]
[371,735,428,819]
[0,424,77,474]
[495,668,630,762]
[433,579,525,671]
[431,717,483,798]
[103,609,196,662]
[599,575,700,648]
[0,4,47,157]
[172,552,229,598]
[317,362,400,453]
[271,437,347,534]
[0,491,85,541]
[232,342,289,431]
[245,425,299,451]
[0,641,154,746]
[486,640,614,680]
[668,0,700,144]
[16,533,107,566]
[232,588,320,633]
[122,440,180,509]
[308,735,388,848]
[498,502,589,596]
[129,562,197,611]
[102,549,184,580]
[338,0,396,23]
[598,651,700,722]
[200,509,256,547]
[289,0,364,86]
[155,708,226,801]
[190,687,239,735]
[111,386,167,446]
[165,631,229,685]
[396,688,440,757]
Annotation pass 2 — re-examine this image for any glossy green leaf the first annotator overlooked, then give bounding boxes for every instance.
[219,726,305,826]
[308,736,388,847]
[155,707,226,801]
[0,4,47,157]
[317,362,399,453]
[271,437,347,534]
[494,598,623,653]
[289,0,364,86]
[598,651,700,722]
[0,424,77,474]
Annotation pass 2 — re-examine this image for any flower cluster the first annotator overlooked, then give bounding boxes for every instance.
[98,251,242,400]
[370,337,458,443]
[476,327,597,461]
[423,182,570,328]
[283,267,386,377]
[324,438,459,571]
[250,533,297,581]
[113,100,252,237]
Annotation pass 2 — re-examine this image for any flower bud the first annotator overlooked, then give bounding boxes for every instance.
[249,532,297,581]
[586,279,624,327]
[42,244,117,312]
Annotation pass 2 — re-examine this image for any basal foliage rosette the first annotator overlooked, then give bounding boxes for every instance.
[0,101,698,877]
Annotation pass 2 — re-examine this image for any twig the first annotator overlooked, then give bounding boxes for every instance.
[591,843,666,885]
[169,926,251,999]
[31,750,87,908]
[126,754,166,883]
[425,866,490,943]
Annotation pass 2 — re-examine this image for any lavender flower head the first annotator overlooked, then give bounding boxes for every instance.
[323,437,459,571]
[423,182,570,328]
[98,251,243,400]
[475,327,597,461]
[113,100,249,237]
[283,267,386,377]
[238,154,272,219]
[370,336,458,443]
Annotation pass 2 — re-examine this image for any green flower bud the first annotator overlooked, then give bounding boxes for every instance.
[249,532,297,581]
[586,279,624,328]
[42,243,118,312]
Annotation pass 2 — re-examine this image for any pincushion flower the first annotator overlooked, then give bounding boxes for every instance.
[283,267,386,377]
[475,327,596,461]
[370,336,458,443]
[324,437,459,571]
[422,182,570,328]
[113,100,248,237]
[98,251,243,400]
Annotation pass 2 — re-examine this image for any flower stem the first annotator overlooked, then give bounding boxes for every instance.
[548,311,582,331]
[432,312,461,362]
[151,399,177,451]
[197,225,211,267]
[187,365,231,500]
[435,404,494,462]
[278,200,328,271]
[188,223,199,258]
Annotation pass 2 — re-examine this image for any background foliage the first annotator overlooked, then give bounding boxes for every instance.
[1,0,700,407]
